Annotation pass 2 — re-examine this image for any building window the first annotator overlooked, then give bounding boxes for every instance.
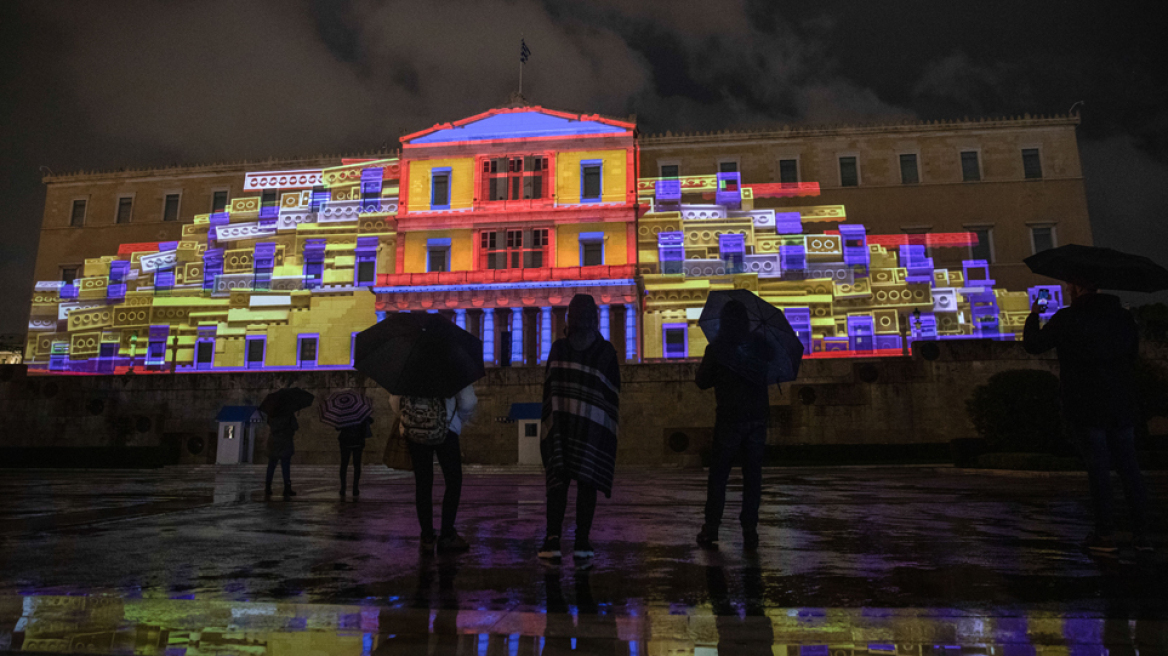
[60,267,78,284]
[116,196,133,224]
[660,163,679,179]
[903,228,933,258]
[581,161,602,202]
[481,155,548,202]
[718,160,738,173]
[961,151,981,182]
[839,157,859,187]
[356,260,376,285]
[899,154,919,184]
[480,228,548,269]
[580,232,604,267]
[1022,148,1043,179]
[163,194,181,222]
[212,190,229,212]
[245,337,265,368]
[70,199,87,227]
[298,335,318,367]
[1030,225,1056,254]
[969,227,995,263]
[431,168,451,209]
[779,159,799,184]
[663,323,688,359]
[195,340,214,370]
[427,238,451,272]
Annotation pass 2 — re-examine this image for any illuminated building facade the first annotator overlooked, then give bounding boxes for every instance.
[23,111,1085,373]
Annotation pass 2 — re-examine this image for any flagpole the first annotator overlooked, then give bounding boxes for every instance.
[519,58,523,97]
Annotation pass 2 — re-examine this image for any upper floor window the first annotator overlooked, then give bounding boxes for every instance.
[212,190,229,212]
[969,227,994,263]
[60,267,78,284]
[581,161,602,202]
[70,199,87,227]
[1030,225,1056,254]
[427,237,451,272]
[779,159,798,184]
[116,196,133,224]
[838,157,859,187]
[431,168,451,209]
[480,228,548,269]
[1022,148,1043,179]
[580,232,604,267]
[660,164,679,179]
[163,194,181,222]
[960,151,981,182]
[718,160,738,173]
[482,156,548,202]
[899,154,919,184]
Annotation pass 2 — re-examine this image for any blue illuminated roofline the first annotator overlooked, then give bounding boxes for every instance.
[372,278,635,294]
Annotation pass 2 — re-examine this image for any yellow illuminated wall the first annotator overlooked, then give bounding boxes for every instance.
[555,223,629,267]
[555,149,627,205]
[403,230,475,273]
[406,158,476,212]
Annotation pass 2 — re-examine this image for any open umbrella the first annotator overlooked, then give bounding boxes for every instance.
[698,289,804,385]
[259,387,315,418]
[319,390,373,428]
[1025,244,1168,293]
[354,312,485,398]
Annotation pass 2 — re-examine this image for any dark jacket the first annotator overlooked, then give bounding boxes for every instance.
[337,417,373,450]
[1023,292,1140,428]
[696,338,770,424]
[266,414,298,459]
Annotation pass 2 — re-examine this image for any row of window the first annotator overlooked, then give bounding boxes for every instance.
[430,160,604,209]
[424,229,605,273]
[68,190,231,227]
[902,224,1056,264]
[658,148,1045,187]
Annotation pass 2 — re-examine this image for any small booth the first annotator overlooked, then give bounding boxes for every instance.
[215,406,262,464]
[509,403,543,465]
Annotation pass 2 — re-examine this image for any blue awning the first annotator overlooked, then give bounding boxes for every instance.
[216,406,261,423]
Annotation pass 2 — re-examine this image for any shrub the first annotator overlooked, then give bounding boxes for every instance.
[966,369,1063,453]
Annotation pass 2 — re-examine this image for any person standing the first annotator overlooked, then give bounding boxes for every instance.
[337,416,372,499]
[391,384,477,553]
[696,299,771,551]
[1024,283,1152,553]
[539,294,622,563]
[264,411,299,499]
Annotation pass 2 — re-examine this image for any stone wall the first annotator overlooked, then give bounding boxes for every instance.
[2,341,1164,467]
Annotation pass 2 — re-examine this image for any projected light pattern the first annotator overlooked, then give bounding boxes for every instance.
[25,107,1047,373]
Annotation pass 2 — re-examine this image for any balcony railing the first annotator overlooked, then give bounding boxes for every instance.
[376,264,637,288]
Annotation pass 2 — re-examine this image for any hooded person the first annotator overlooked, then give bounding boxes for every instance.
[1024,283,1151,553]
[538,294,622,563]
[695,299,771,550]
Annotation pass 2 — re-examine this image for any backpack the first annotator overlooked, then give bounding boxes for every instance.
[399,396,450,445]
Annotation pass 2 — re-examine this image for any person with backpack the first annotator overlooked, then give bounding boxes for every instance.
[390,384,477,553]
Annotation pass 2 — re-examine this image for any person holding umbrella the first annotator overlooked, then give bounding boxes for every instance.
[259,387,314,500]
[695,289,804,551]
[320,390,375,499]
[353,312,486,553]
[1023,244,1167,554]
[538,294,622,564]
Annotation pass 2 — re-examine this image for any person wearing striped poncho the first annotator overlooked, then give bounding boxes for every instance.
[538,294,621,563]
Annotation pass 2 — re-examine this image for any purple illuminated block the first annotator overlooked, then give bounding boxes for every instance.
[259,204,278,219]
[875,334,902,351]
[779,245,807,277]
[310,187,331,212]
[360,168,384,213]
[107,261,130,300]
[354,236,378,287]
[775,212,802,234]
[847,315,875,351]
[303,238,326,289]
[146,325,169,367]
[784,307,813,352]
[655,179,681,207]
[209,211,230,240]
[159,241,179,251]
[962,259,994,287]
[657,231,684,274]
[154,270,175,293]
[899,245,935,284]
[715,172,742,209]
[967,290,999,334]
[823,337,849,352]
[911,312,938,340]
[253,242,277,290]
[838,224,869,266]
[1027,284,1063,319]
[203,248,224,291]
[719,233,745,274]
[59,283,78,300]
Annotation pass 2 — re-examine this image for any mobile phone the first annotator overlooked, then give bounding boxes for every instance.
[1037,289,1049,311]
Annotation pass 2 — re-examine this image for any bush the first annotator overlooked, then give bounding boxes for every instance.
[966,369,1063,453]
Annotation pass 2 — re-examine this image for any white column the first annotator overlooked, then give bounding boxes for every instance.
[599,303,611,341]
[511,307,524,365]
[539,306,552,363]
[454,308,467,329]
[482,309,495,364]
[625,303,638,362]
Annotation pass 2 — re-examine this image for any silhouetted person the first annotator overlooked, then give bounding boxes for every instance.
[1024,283,1151,553]
[696,300,770,550]
[337,416,372,499]
[539,294,621,564]
[264,411,298,499]
[391,385,477,553]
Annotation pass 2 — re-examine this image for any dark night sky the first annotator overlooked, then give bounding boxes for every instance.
[2,0,1166,334]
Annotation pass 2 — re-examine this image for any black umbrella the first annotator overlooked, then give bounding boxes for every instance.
[354,312,485,398]
[259,387,315,418]
[698,289,804,385]
[1025,244,1168,293]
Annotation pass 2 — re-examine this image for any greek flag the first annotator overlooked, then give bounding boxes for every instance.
[520,39,531,63]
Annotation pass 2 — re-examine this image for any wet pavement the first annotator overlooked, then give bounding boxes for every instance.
[0,465,1165,654]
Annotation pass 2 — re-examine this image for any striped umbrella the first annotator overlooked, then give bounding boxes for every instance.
[319,390,374,428]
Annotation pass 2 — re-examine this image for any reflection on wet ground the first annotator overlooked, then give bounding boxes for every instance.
[0,466,1164,654]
